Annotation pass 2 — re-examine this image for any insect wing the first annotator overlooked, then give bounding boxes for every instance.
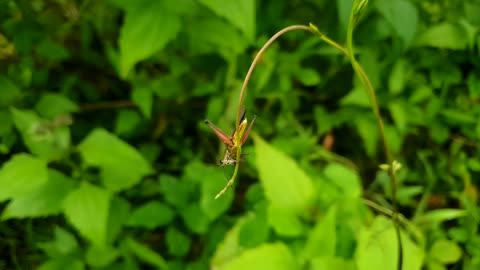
[204,120,234,146]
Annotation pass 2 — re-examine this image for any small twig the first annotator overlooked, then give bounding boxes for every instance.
[79,100,135,111]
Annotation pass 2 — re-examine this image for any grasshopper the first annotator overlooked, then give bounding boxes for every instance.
[204,107,256,198]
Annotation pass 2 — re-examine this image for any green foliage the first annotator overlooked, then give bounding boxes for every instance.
[0,0,479,269]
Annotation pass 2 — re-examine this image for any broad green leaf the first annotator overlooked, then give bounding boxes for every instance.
[200,171,234,220]
[11,107,70,161]
[429,239,462,264]
[223,243,298,270]
[186,16,248,59]
[355,216,424,270]
[323,164,361,198]
[114,110,142,137]
[310,256,355,270]
[124,237,168,270]
[77,128,154,192]
[2,170,74,219]
[86,245,119,267]
[199,0,255,41]
[239,204,269,248]
[253,134,314,214]
[166,226,191,257]
[389,101,408,134]
[106,196,131,244]
[295,68,322,86]
[441,109,477,124]
[212,218,247,268]
[467,72,480,98]
[63,182,110,247]
[37,258,85,270]
[417,209,468,224]
[54,227,78,255]
[36,39,70,61]
[413,23,468,50]
[126,201,174,229]
[119,1,181,77]
[181,203,210,234]
[302,206,337,260]
[131,87,153,118]
[267,204,304,237]
[375,0,418,45]
[35,93,79,118]
[388,59,410,95]
[159,174,192,209]
[341,87,371,107]
[0,153,48,202]
[355,115,378,157]
[0,76,21,107]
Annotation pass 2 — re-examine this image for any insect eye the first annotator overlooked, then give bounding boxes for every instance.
[219,160,224,165]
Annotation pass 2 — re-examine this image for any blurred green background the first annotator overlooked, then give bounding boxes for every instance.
[1,0,480,269]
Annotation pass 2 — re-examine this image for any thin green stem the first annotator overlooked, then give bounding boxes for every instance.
[345,2,403,269]
[235,25,313,128]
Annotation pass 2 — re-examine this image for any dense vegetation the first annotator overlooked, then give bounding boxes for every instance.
[0,0,479,269]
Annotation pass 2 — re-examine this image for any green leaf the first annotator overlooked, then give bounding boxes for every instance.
[86,245,119,267]
[375,0,418,45]
[253,134,315,214]
[267,204,304,237]
[159,174,191,209]
[0,76,21,107]
[323,164,361,198]
[131,87,153,118]
[77,128,154,192]
[106,196,131,244]
[36,39,70,61]
[354,115,378,157]
[212,218,246,268]
[63,181,111,247]
[181,203,210,234]
[35,93,79,119]
[310,256,355,270]
[2,170,74,219]
[119,1,181,77]
[223,243,298,270]
[355,216,424,270]
[54,227,78,255]
[37,258,85,270]
[0,153,48,202]
[186,16,248,59]
[302,206,337,260]
[341,87,371,107]
[467,72,480,98]
[199,0,255,41]
[388,59,410,94]
[11,107,70,161]
[413,23,468,50]
[238,204,269,248]
[295,68,322,86]
[200,172,234,220]
[429,239,462,264]
[114,109,142,137]
[166,226,191,257]
[124,237,168,270]
[418,209,468,224]
[126,201,174,229]
[389,101,408,134]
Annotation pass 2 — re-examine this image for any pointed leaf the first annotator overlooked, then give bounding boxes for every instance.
[2,170,74,219]
[119,1,181,77]
[63,182,110,247]
[77,128,154,192]
[223,243,298,270]
[0,153,48,202]
[253,134,314,214]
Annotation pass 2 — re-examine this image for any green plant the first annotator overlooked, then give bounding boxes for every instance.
[0,0,479,269]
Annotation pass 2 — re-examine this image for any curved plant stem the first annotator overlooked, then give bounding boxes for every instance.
[345,2,403,270]
[235,25,312,128]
